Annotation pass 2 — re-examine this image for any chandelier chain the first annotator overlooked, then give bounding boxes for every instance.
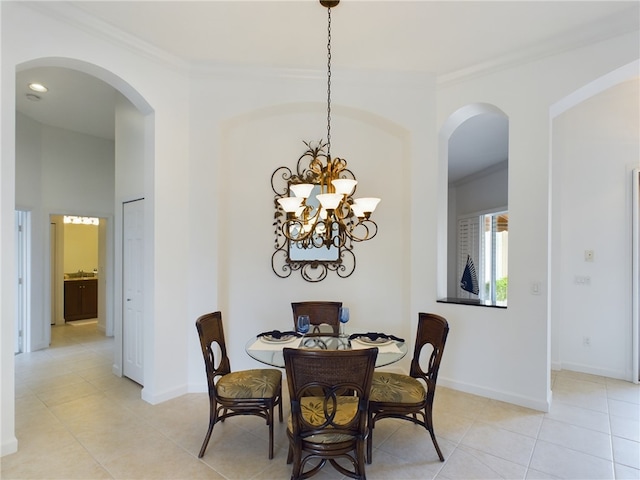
[326,6,332,158]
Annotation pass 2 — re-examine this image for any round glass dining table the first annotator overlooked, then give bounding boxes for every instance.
[245,333,408,368]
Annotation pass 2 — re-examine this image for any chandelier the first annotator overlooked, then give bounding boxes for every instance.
[271,0,380,282]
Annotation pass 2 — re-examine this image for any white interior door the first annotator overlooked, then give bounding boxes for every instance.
[50,222,56,325]
[15,211,30,354]
[633,169,639,383]
[123,199,144,385]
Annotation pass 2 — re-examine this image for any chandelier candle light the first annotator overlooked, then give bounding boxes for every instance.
[274,0,380,253]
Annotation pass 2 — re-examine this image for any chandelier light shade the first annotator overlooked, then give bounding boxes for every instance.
[271,0,380,282]
[332,179,357,196]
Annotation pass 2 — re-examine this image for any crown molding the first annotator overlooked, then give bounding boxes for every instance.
[438,8,639,88]
[26,2,191,73]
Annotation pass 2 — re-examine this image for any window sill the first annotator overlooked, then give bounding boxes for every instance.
[437,297,507,309]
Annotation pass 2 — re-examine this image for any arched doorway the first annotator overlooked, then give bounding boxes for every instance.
[14,58,153,383]
[549,60,640,383]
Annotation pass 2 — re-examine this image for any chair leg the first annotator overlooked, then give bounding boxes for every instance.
[198,421,214,458]
[288,441,303,480]
[428,428,444,462]
[425,405,444,461]
[366,413,374,464]
[356,438,367,478]
[268,404,274,459]
[290,447,303,480]
[198,402,218,458]
[287,444,293,464]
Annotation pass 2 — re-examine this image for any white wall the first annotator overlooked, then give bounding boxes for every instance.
[63,223,99,273]
[14,114,42,210]
[551,78,640,379]
[1,1,18,454]
[40,126,114,213]
[454,166,509,217]
[14,114,46,350]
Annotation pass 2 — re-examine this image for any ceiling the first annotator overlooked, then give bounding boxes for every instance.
[14,1,639,181]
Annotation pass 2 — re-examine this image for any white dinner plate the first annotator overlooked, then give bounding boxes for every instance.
[260,334,295,344]
[353,337,394,347]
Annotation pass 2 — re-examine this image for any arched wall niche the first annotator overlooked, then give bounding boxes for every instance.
[219,100,410,314]
[437,102,509,306]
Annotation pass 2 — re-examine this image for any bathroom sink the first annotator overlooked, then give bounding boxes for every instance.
[65,272,96,279]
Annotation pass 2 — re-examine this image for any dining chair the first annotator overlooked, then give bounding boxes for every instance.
[366,312,449,464]
[291,301,342,334]
[195,311,283,459]
[283,347,378,480]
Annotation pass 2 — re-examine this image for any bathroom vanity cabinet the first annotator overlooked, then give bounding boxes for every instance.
[64,279,98,321]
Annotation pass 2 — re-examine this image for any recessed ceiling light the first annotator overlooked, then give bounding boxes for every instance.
[28,83,48,93]
[25,93,41,101]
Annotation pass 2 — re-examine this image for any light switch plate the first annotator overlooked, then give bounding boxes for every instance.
[531,282,541,295]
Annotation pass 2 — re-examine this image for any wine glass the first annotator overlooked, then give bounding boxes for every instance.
[297,315,310,336]
[339,307,350,337]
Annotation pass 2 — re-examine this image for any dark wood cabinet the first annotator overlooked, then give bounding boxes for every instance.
[64,279,98,321]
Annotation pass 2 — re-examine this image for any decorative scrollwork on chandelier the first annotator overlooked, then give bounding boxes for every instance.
[271,141,379,282]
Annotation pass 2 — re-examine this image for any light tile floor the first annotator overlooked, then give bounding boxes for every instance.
[2,323,639,479]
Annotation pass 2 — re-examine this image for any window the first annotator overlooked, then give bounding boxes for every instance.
[457,210,508,306]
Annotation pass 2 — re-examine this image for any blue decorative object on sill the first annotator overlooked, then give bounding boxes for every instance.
[460,254,479,295]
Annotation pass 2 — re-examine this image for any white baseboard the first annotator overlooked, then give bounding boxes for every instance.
[1,437,18,457]
[438,376,551,412]
[141,384,189,405]
[557,362,629,382]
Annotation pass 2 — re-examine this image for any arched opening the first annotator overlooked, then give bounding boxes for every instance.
[14,58,153,385]
[549,60,640,382]
[438,103,509,307]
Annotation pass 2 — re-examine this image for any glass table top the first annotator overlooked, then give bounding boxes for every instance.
[245,333,408,368]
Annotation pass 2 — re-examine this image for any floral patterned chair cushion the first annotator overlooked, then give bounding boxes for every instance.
[370,371,426,404]
[287,396,359,444]
[216,369,282,399]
